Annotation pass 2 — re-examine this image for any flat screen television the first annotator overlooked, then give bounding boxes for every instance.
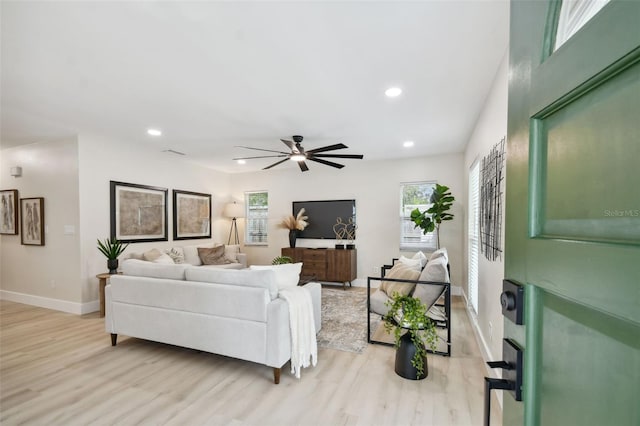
[292,199,356,239]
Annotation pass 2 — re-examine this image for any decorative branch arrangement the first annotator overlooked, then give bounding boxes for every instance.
[480,137,505,261]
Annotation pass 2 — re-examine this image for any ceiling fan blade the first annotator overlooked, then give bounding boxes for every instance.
[307,157,345,169]
[237,146,290,154]
[263,158,290,170]
[306,143,348,154]
[311,153,364,159]
[280,139,296,151]
[233,155,288,160]
[298,161,309,172]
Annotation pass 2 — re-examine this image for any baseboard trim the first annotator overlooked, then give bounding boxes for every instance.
[0,290,99,315]
[461,291,504,411]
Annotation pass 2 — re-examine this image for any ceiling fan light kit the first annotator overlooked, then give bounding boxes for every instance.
[233,135,364,172]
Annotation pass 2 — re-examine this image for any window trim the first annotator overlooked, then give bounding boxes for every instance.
[399,181,438,252]
[244,190,268,246]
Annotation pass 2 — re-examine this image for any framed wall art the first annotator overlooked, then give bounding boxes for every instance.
[110,181,168,243]
[0,189,19,235]
[173,190,212,240]
[20,197,45,245]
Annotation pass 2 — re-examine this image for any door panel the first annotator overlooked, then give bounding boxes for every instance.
[505,0,640,424]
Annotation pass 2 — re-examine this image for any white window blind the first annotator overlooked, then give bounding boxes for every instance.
[400,182,437,251]
[245,191,268,245]
[468,162,480,314]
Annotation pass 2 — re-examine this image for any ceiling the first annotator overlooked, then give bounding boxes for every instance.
[1,1,509,173]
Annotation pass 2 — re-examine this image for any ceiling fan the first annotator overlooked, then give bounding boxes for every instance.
[233,135,364,172]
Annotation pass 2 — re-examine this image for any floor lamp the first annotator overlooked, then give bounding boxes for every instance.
[223,201,244,246]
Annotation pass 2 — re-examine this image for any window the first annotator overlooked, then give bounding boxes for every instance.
[245,191,268,245]
[554,0,610,51]
[468,162,480,314]
[400,182,437,251]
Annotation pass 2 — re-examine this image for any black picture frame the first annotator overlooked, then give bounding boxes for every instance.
[110,181,168,243]
[20,197,45,246]
[172,190,212,240]
[0,189,19,235]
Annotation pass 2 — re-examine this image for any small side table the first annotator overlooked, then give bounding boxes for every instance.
[96,273,116,318]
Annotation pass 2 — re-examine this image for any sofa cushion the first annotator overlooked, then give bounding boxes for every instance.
[121,259,189,280]
[198,246,232,265]
[380,263,420,297]
[428,247,448,263]
[370,288,391,316]
[185,268,279,300]
[249,263,302,291]
[419,256,450,283]
[411,250,428,267]
[398,255,423,271]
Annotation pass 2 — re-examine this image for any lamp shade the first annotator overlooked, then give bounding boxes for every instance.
[223,201,245,219]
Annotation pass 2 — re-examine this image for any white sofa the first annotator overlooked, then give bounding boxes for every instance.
[105,259,321,384]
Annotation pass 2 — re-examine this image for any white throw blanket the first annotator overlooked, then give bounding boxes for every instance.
[279,286,318,378]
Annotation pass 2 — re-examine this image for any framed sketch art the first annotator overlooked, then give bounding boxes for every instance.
[0,189,19,235]
[173,190,211,240]
[110,181,168,243]
[20,197,45,245]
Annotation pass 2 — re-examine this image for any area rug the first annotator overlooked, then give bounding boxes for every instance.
[316,287,380,354]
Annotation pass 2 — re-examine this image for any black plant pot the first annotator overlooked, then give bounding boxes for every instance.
[289,230,297,248]
[107,259,119,275]
[395,331,428,380]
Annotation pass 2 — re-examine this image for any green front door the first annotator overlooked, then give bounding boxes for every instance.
[505,1,640,425]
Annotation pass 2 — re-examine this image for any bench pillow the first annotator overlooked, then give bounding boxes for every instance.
[249,263,303,291]
[380,263,420,297]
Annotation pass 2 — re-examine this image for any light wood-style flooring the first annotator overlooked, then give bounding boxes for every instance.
[0,293,502,425]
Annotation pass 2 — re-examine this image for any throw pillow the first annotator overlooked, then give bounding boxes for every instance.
[380,263,420,297]
[419,256,450,283]
[398,256,423,271]
[249,263,303,290]
[224,244,240,262]
[411,251,428,267]
[142,248,164,262]
[428,248,448,263]
[166,247,185,264]
[198,245,232,265]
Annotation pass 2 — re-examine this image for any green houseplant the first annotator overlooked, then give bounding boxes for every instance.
[97,237,129,274]
[410,183,455,249]
[271,255,293,265]
[383,294,438,379]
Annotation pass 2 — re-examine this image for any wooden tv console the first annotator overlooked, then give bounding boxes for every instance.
[281,247,357,289]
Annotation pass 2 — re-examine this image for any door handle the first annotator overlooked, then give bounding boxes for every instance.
[483,339,523,425]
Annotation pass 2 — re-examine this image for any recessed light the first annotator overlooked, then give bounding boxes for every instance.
[403,140,414,148]
[147,128,162,136]
[237,159,246,165]
[385,87,402,98]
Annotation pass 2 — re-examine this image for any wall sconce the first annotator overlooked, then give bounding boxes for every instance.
[10,167,22,177]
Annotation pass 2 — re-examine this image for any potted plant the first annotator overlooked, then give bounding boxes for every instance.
[97,237,129,274]
[383,293,438,379]
[277,208,309,248]
[272,255,293,265]
[410,183,455,249]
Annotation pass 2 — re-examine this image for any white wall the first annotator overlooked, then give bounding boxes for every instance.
[0,138,83,311]
[77,133,232,308]
[463,50,508,362]
[231,153,465,290]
